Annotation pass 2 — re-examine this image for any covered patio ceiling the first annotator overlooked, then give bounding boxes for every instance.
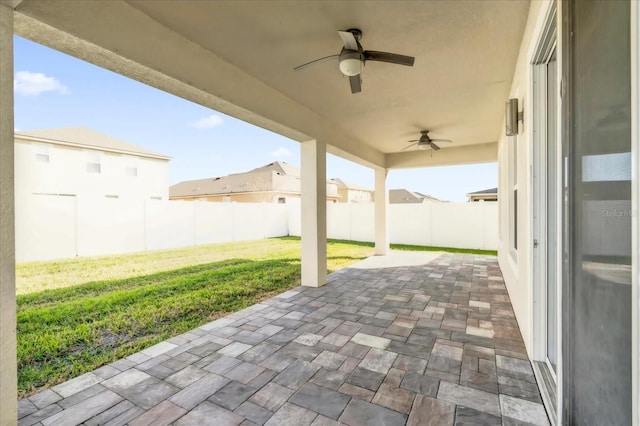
[13,0,530,170]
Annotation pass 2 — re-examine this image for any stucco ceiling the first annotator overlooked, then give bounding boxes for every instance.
[13,0,530,169]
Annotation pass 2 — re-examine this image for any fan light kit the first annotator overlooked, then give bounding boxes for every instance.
[403,130,453,152]
[339,51,364,76]
[294,28,415,94]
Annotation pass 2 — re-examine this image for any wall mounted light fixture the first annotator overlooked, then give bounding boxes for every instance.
[505,98,523,136]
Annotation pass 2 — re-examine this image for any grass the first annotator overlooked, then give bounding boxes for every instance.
[390,242,497,256]
[16,237,495,397]
[16,237,373,397]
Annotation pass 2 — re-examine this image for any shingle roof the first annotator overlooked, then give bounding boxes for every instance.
[466,187,498,195]
[389,189,443,204]
[169,161,339,198]
[15,127,170,160]
[329,178,372,192]
[248,161,300,177]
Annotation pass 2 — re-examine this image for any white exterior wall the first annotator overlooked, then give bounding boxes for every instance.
[496,0,553,356]
[14,138,171,260]
[14,138,169,200]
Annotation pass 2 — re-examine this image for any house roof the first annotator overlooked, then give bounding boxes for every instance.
[329,178,372,192]
[414,192,446,203]
[170,161,339,198]
[15,127,170,160]
[389,189,444,204]
[467,187,498,196]
[248,161,301,177]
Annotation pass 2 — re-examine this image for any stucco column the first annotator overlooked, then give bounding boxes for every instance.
[374,167,389,255]
[301,139,327,287]
[0,3,17,424]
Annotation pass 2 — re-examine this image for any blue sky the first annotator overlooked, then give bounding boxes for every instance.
[14,36,497,202]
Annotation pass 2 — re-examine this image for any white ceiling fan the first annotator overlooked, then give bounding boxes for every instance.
[294,28,415,94]
[403,130,453,151]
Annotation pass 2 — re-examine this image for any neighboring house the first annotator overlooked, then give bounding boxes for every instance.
[389,188,444,204]
[329,178,373,203]
[15,127,171,201]
[170,161,340,203]
[467,187,498,202]
[14,127,171,262]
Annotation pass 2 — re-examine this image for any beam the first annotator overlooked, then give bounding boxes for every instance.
[301,140,327,287]
[0,3,16,424]
[374,167,389,256]
[386,142,498,169]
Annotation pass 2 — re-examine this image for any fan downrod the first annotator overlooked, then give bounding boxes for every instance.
[346,28,363,42]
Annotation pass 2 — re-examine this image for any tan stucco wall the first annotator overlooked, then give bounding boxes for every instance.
[0,4,17,423]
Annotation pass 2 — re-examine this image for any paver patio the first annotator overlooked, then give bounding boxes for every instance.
[18,252,549,426]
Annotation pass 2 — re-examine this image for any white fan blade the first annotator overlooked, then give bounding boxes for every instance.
[338,31,359,50]
[401,143,418,151]
[430,138,452,143]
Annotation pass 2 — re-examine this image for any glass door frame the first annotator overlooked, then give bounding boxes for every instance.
[531,2,561,423]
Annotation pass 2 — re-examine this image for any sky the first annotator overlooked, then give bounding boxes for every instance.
[14,36,497,202]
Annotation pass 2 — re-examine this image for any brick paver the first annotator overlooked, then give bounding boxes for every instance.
[18,252,549,425]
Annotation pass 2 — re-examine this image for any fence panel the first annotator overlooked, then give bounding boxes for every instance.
[15,195,497,262]
[389,204,433,246]
[15,193,77,262]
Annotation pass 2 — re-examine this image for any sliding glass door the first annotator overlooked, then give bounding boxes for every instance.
[563,1,631,423]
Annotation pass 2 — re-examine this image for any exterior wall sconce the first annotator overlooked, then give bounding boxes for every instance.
[505,98,523,136]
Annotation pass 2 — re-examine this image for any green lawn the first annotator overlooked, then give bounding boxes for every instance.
[16,237,373,397]
[16,237,495,397]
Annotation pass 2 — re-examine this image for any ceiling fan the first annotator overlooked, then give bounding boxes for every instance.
[403,130,453,151]
[294,28,415,94]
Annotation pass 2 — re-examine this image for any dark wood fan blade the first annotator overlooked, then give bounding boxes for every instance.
[294,54,340,71]
[430,143,441,151]
[364,51,415,66]
[338,31,359,50]
[349,75,361,94]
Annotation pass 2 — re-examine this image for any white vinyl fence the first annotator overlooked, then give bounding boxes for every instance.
[288,201,498,251]
[15,196,289,262]
[15,195,497,262]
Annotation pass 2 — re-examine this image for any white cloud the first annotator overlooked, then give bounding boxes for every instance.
[270,146,292,158]
[191,114,224,129]
[14,71,69,96]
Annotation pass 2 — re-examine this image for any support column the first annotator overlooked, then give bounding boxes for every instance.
[374,166,389,255]
[301,139,327,287]
[0,3,16,424]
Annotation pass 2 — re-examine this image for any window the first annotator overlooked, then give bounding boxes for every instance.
[86,151,101,174]
[125,166,138,177]
[33,144,50,163]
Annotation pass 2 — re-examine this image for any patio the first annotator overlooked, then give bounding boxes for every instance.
[17,252,548,426]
